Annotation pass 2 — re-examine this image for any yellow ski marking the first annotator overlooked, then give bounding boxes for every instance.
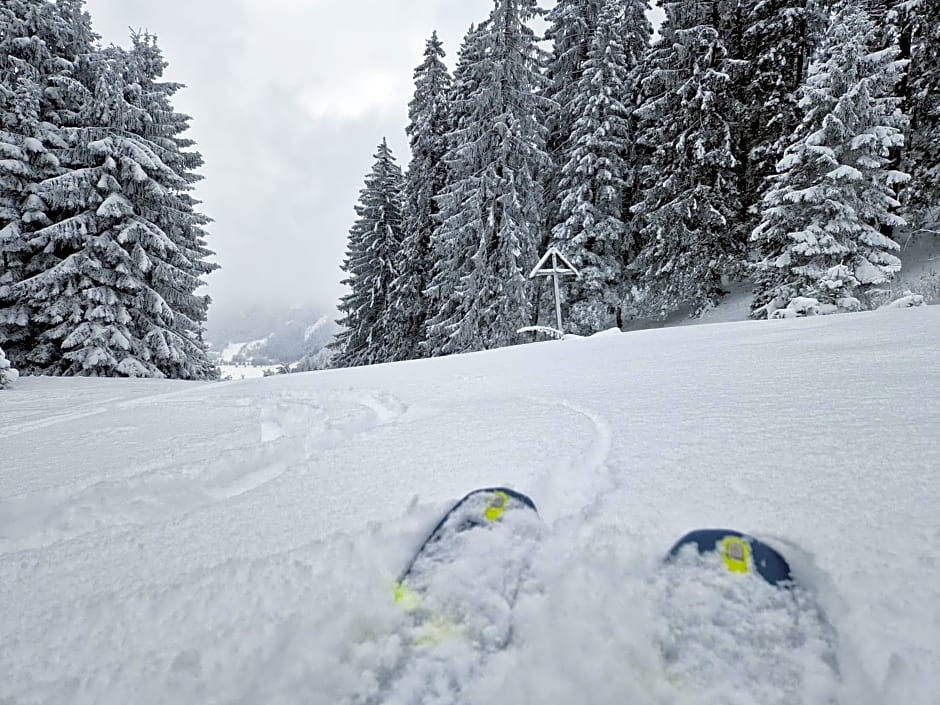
[393,582,422,611]
[484,491,509,522]
[721,536,750,574]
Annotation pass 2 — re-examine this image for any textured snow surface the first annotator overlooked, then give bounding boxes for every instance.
[1,308,938,704]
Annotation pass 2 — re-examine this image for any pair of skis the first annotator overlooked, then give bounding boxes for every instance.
[381,487,841,704]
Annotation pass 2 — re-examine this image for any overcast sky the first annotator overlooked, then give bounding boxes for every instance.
[83,1,660,320]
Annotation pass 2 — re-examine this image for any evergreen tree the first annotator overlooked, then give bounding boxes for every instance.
[551,0,637,333]
[122,33,218,378]
[543,0,606,235]
[19,48,215,378]
[421,23,487,354]
[737,0,823,235]
[387,32,451,362]
[618,0,655,295]
[424,0,549,355]
[0,2,216,379]
[331,139,404,368]
[750,2,909,316]
[545,0,604,103]
[0,0,87,366]
[901,0,940,229]
[630,0,742,318]
[621,0,655,65]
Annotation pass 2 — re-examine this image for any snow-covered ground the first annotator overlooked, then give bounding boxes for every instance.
[219,363,279,381]
[215,338,281,380]
[1,307,938,704]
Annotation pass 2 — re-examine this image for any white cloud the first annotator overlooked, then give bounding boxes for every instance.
[298,69,407,121]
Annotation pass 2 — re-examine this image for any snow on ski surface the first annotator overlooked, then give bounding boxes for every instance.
[1,307,938,704]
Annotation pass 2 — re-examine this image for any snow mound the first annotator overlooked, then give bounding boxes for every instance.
[770,296,820,318]
[880,292,926,309]
[0,346,18,388]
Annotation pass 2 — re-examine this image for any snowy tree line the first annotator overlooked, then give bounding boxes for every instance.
[0,0,217,379]
[333,0,938,368]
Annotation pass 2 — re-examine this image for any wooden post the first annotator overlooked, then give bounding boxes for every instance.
[552,258,563,333]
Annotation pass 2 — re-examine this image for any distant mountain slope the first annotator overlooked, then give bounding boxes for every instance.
[207,305,340,365]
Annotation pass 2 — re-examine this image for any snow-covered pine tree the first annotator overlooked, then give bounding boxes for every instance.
[551,0,639,333]
[543,0,606,237]
[0,0,82,367]
[1,3,215,379]
[19,47,216,378]
[420,23,488,355]
[737,0,823,236]
[424,0,550,355]
[545,0,604,105]
[0,344,18,388]
[901,0,940,230]
[0,64,47,364]
[864,0,903,49]
[121,33,218,379]
[630,0,742,319]
[386,32,452,362]
[331,139,404,368]
[621,0,654,65]
[618,0,655,291]
[750,2,909,316]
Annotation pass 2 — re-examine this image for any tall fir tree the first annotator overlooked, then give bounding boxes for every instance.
[900,0,940,230]
[750,1,909,316]
[0,0,90,366]
[618,0,655,290]
[621,0,654,64]
[551,0,639,333]
[386,32,452,362]
[543,0,606,238]
[424,0,550,355]
[630,0,742,318]
[332,139,404,368]
[1,2,216,378]
[121,33,217,378]
[737,0,824,236]
[420,23,487,354]
[16,42,217,378]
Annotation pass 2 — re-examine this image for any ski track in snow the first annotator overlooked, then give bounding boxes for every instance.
[0,388,410,555]
[525,397,616,524]
[1,308,938,705]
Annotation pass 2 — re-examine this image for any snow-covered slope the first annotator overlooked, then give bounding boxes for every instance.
[1,308,938,705]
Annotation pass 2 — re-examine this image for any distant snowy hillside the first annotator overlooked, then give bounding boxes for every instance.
[1,308,938,705]
[207,304,339,366]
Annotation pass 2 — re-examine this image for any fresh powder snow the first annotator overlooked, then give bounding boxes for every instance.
[1,307,938,704]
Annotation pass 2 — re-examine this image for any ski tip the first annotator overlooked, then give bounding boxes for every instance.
[666,528,794,587]
[397,487,539,584]
[458,486,538,514]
